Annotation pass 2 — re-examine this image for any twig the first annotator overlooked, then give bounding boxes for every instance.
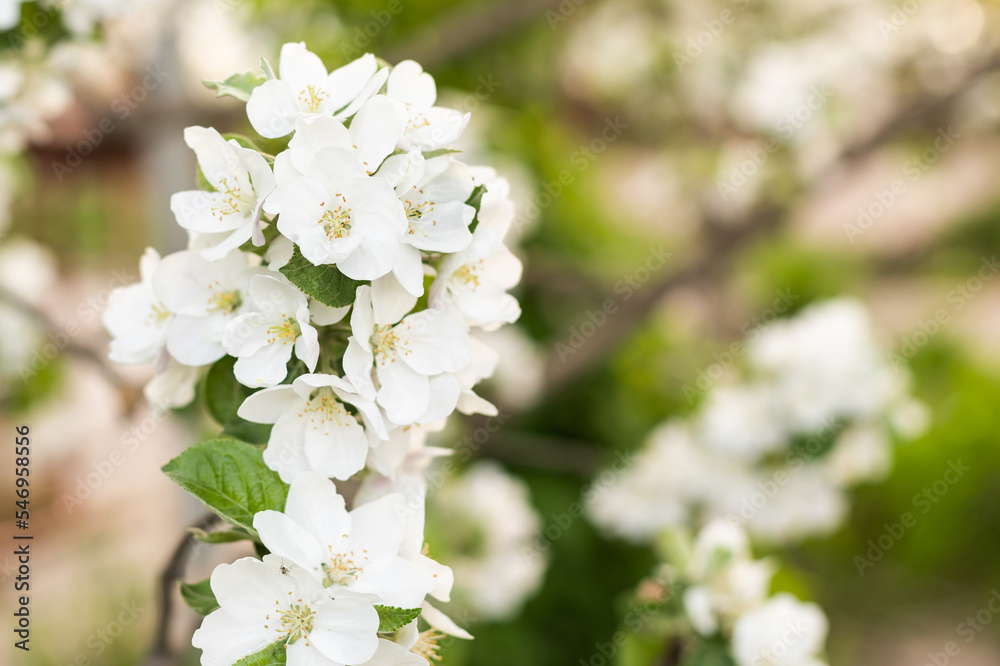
[145,513,219,665]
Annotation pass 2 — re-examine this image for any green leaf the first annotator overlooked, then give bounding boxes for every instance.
[205,356,272,445]
[179,579,219,616]
[375,605,422,633]
[422,148,461,159]
[466,184,487,233]
[234,640,286,666]
[203,71,266,102]
[279,247,363,308]
[161,438,289,535]
[260,56,277,81]
[190,527,256,544]
[682,641,736,666]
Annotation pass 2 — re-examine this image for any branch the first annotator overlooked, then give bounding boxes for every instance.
[383,0,564,68]
[534,53,1000,402]
[145,513,219,665]
[0,284,136,402]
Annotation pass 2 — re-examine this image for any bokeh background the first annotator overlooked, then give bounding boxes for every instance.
[2,0,1000,664]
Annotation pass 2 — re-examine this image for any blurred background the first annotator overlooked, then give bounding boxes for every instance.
[2,0,1000,664]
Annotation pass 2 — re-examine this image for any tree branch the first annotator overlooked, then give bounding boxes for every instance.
[145,513,219,665]
[534,53,1000,403]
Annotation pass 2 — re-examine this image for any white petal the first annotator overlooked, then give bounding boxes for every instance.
[387,60,436,111]
[376,361,429,425]
[371,273,418,327]
[238,385,302,424]
[246,79,298,138]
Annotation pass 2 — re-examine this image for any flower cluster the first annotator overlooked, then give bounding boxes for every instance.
[104,43,523,665]
[427,461,547,621]
[588,298,929,544]
[646,520,830,666]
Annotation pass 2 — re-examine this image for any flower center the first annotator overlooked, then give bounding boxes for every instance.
[453,262,482,287]
[403,191,434,236]
[406,114,431,133]
[148,302,170,326]
[301,388,349,426]
[298,84,328,113]
[321,545,369,587]
[318,195,352,240]
[207,288,241,314]
[266,318,300,345]
[413,630,444,661]
[371,324,406,362]
[211,176,255,218]
[272,599,315,646]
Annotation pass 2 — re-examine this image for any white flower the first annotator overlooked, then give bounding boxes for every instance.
[428,186,521,331]
[221,274,318,388]
[247,43,387,139]
[376,150,477,295]
[0,1,23,33]
[143,358,203,411]
[432,461,546,621]
[170,126,275,261]
[738,467,846,543]
[238,373,388,482]
[265,107,408,282]
[103,248,172,365]
[152,248,264,366]
[454,335,500,417]
[748,298,904,433]
[386,60,469,151]
[192,554,379,666]
[253,472,438,608]
[825,422,893,485]
[345,285,470,426]
[731,594,829,666]
[698,385,785,462]
[586,423,716,542]
[682,520,774,636]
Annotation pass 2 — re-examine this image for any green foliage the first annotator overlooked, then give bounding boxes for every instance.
[682,641,736,666]
[180,579,220,616]
[161,438,289,536]
[191,527,257,544]
[466,184,487,233]
[279,247,363,307]
[375,605,422,633]
[234,641,286,666]
[203,72,267,102]
[205,356,272,445]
